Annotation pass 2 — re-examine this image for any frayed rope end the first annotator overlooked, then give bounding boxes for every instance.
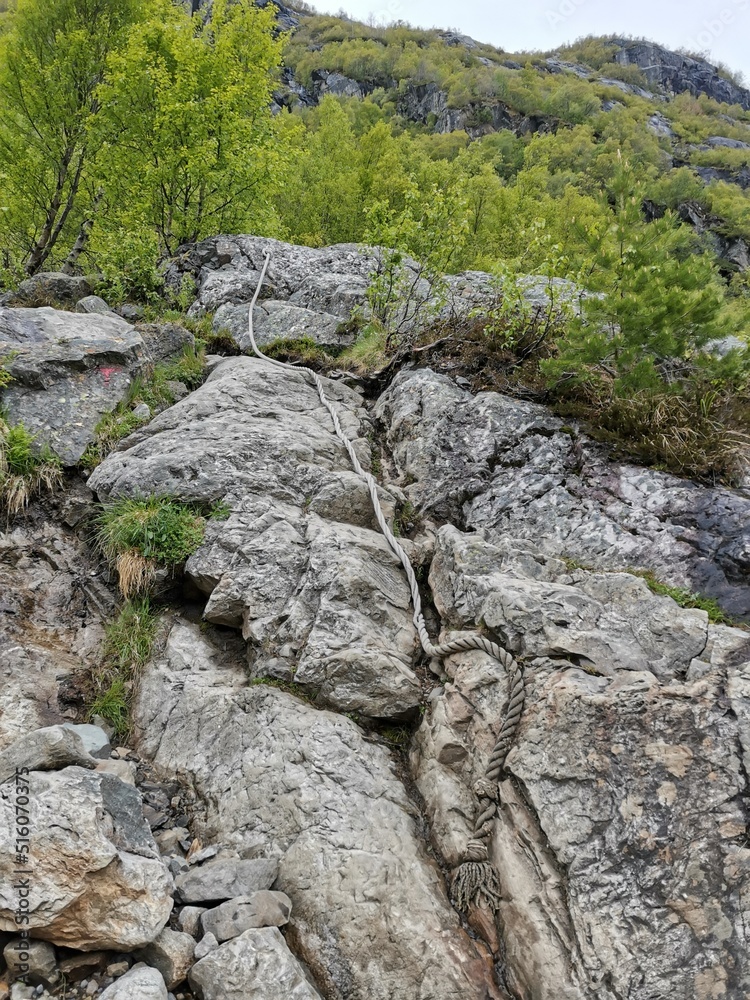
[450,860,502,913]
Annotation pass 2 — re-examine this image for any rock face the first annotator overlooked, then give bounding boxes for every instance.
[0,306,145,464]
[376,367,750,618]
[612,38,750,109]
[412,523,750,999]
[213,300,352,351]
[88,357,421,718]
[189,927,322,1000]
[134,622,505,1000]
[0,309,193,465]
[0,767,173,950]
[0,506,111,751]
[164,235,376,318]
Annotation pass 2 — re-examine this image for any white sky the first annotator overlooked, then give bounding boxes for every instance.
[313,0,750,85]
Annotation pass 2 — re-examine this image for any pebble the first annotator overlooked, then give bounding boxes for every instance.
[85,982,98,996]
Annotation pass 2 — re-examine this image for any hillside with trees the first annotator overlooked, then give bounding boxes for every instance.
[1,0,749,482]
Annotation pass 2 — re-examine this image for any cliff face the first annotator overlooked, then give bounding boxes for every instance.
[1,237,749,999]
[612,38,750,110]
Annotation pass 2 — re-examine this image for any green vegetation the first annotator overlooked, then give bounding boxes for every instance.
[0,0,284,287]
[90,597,159,736]
[248,676,315,703]
[631,570,736,625]
[81,346,206,468]
[0,416,62,515]
[94,494,226,596]
[1,3,749,481]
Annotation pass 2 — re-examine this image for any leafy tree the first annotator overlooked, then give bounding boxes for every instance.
[0,0,144,278]
[93,0,285,258]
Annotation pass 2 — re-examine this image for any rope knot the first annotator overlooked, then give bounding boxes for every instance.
[473,778,499,802]
[451,860,502,913]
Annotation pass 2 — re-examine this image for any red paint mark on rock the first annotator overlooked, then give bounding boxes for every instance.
[100,366,121,386]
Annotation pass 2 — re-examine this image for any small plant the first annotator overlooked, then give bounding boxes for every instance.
[95,494,224,596]
[248,676,316,703]
[632,569,736,625]
[90,597,160,737]
[262,337,331,366]
[90,678,129,735]
[0,353,16,389]
[0,416,63,515]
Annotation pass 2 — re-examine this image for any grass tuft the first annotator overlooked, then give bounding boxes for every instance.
[632,569,736,625]
[0,417,63,515]
[94,494,225,596]
[90,597,160,736]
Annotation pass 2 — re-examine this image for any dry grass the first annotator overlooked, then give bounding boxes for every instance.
[115,549,157,598]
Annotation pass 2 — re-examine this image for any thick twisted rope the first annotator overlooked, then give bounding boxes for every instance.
[246,250,525,913]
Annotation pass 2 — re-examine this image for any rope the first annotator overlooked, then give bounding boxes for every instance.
[246,250,525,913]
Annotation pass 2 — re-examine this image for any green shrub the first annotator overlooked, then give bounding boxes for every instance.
[89,678,129,736]
[0,416,62,514]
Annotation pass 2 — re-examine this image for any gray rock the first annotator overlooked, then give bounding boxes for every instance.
[3,939,58,987]
[134,623,505,1000]
[75,295,113,315]
[188,928,322,1000]
[0,767,173,949]
[176,905,206,938]
[62,723,110,758]
[1,272,92,307]
[200,891,292,942]
[136,323,195,364]
[132,402,151,420]
[175,858,278,904]
[163,235,378,314]
[0,726,96,784]
[413,540,750,998]
[88,358,420,718]
[135,928,195,989]
[193,932,218,961]
[0,306,145,464]
[94,758,137,785]
[116,303,144,322]
[105,962,130,978]
[98,963,167,1000]
[9,984,35,1000]
[164,379,188,401]
[376,367,750,618]
[213,300,350,351]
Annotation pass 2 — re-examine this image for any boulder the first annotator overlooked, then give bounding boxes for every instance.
[200,891,292,942]
[175,859,278,905]
[0,726,96,785]
[376,367,750,618]
[194,932,218,960]
[98,963,167,1000]
[0,768,173,950]
[176,905,206,938]
[88,358,420,718]
[62,723,110,758]
[75,295,114,315]
[1,273,92,308]
[2,939,57,987]
[136,322,194,364]
[135,927,195,989]
[213,301,351,351]
[0,307,145,464]
[189,928,321,1000]
[134,622,506,1000]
